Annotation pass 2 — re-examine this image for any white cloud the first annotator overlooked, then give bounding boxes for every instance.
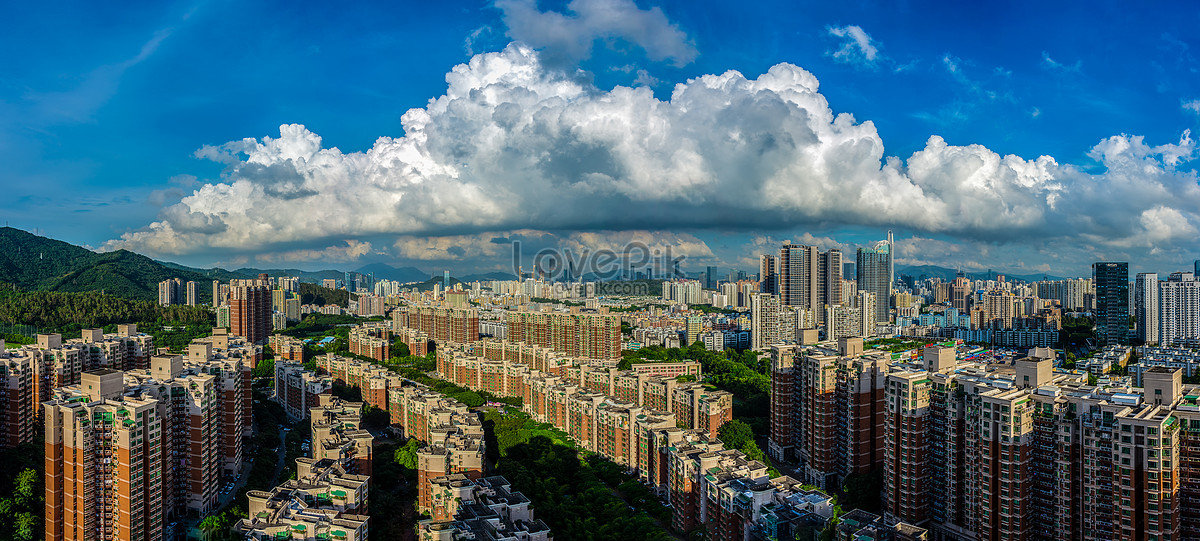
[254,240,376,264]
[1041,52,1081,73]
[827,25,880,66]
[106,43,1200,271]
[633,69,659,87]
[1184,99,1200,114]
[495,0,697,67]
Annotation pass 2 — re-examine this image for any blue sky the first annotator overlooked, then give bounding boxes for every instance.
[2,0,1198,278]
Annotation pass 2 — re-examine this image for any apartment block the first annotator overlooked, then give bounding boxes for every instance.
[505,307,622,360]
[768,338,889,488]
[274,360,333,421]
[348,324,391,361]
[393,305,480,344]
[234,458,369,541]
[229,278,272,344]
[435,345,733,443]
[0,349,35,448]
[310,395,374,477]
[269,334,307,362]
[44,370,165,541]
[393,326,430,357]
[415,401,485,517]
[417,475,551,541]
[864,341,1200,541]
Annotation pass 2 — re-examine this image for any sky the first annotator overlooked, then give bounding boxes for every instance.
[2,0,1199,279]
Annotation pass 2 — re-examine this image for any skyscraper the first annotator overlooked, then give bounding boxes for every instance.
[1134,273,1159,345]
[44,370,165,541]
[705,266,718,289]
[819,249,843,313]
[158,278,183,306]
[185,280,197,306]
[857,238,892,324]
[759,254,777,294]
[229,278,271,344]
[1158,272,1200,346]
[1092,261,1129,346]
[443,270,451,290]
[779,243,818,312]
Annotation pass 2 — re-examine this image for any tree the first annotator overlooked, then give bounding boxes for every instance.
[198,515,225,541]
[251,358,275,378]
[717,419,754,450]
[394,438,420,472]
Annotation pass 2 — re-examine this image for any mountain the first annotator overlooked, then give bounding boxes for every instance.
[897,264,1066,283]
[0,227,222,302]
[232,267,346,283]
[460,271,518,282]
[353,263,430,283]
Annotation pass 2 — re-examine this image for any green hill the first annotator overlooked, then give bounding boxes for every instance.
[0,227,229,303]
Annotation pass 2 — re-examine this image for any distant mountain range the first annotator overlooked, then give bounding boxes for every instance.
[0,227,467,301]
[0,227,1078,304]
[897,264,1066,283]
[0,227,226,302]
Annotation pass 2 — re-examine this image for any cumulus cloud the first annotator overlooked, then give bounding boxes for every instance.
[107,43,1200,270]
[496,0,697,67]
[255,240,375,263]
[827,25,880,66]
[1185,99,1200,114]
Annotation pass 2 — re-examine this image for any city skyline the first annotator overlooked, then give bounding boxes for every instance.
[1,1,1198,276]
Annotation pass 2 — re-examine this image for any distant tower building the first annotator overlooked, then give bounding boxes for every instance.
[759,255,777,294]
[1135,273,1159,345]
[887,230,894,288]
[229,278,271,344]
[158,278,183,306]
[443,270,451,290]
[212,280,225,306]
[779,243,818,311]
[819,249,844,313]
[1158,272,1200,347]
[686,316,703,345]
[185,281,197,306]
[705,266,718,289]
[857,238,892,324]
[344,272,357,292]
[1093,262,1129,346]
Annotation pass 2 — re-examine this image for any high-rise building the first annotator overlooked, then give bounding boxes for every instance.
[759,255,777,294]
[185,280,197,306]
[0,353,34,448]
[394,306,481,345]
[705,266,718,289]
[505,308,621,360]
[819,249,844,314]
[779,243,819,312]
[158,277,183,306]
[1159,272,1200,347]
[767,339,888,488]
[443,270,451,290]
[751,293,793,350]
[44,370,165,541]
[229,278,272,344]
[857,239,892,324]
[1093,261,1129,345]
[686,316,703,345]
[1135,273,1159,345]
[211,280,230,307]
[950,276,971,313]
